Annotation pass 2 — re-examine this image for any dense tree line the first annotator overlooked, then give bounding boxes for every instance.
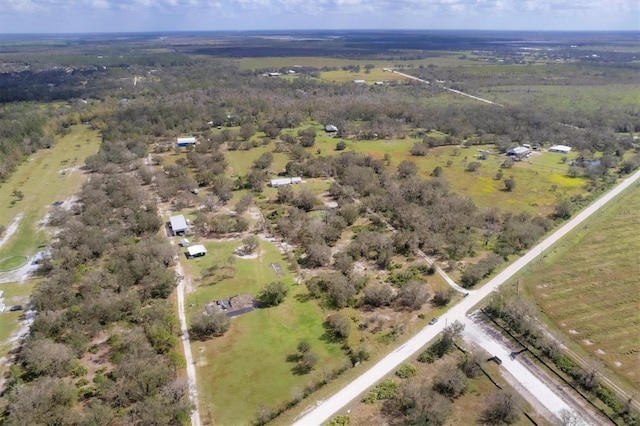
[3,139,190,424]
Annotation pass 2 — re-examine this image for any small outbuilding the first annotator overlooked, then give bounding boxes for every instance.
[187,245,207,258]
[506,146,531,159]
[549,144,572,154]
[176,137,197,147]
[169,214,188,236]
[325,125,338,133]
[270,177,302,187]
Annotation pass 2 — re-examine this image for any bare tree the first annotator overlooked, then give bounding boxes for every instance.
[481,390,520,425]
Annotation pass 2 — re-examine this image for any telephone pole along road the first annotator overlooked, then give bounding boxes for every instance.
[293,169,640,426]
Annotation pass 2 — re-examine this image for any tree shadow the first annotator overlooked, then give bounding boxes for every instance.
[294,293,313,303]
[291,363,312,376]
[319,325,343,344]
[285,353,302,363]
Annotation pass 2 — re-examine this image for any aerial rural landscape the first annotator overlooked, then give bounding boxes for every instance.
[0,28,638,426]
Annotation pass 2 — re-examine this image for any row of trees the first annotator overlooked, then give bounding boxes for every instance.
[485,290,639,424]
[3,134,190,423]
[354,322,521,425]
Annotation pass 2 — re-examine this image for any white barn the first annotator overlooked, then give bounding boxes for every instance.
[549,145,572,154]
[270,177,302,188]
[169,215,188,236]
[176,137,197,147]
[187,245,207,258]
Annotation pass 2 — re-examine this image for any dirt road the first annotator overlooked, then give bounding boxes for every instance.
[0,213,23,250]
[175,253,202,426]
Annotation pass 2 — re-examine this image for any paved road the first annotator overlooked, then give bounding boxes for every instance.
[384,68,503,107]
[292,169,640,425]
[461,320,592,425]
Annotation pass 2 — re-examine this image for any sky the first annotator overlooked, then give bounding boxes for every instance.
[1,0,639,33]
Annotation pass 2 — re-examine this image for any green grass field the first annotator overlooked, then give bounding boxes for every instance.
[235,56,478,71]
[221,118,587,216]
[0,124,100,380]
[0,280,37,374]
[517,182,640,389]
[0,125,101,261]
[182,239,346,425]
[307,136,587,215]
[476,84,640,112]
[319,68,407,84]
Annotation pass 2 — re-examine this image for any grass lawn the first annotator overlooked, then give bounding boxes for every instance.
[0,256,28,272]
[319,68,407,84]
[0,279,38,375]
[516,182,640,390]
[0,124,101,261]
[307,136,587,215]
[183,238,346,425]
[476,84,640,112]
[235,56,479,71]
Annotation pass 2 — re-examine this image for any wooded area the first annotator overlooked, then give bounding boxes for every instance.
[0,30,638,424]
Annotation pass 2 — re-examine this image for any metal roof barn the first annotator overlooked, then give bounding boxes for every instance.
[170,215,188,235]
[187,245,207,258]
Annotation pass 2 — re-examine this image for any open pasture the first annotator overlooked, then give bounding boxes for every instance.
[0,124,101,261]
[236,55,478,71]
[308,135,586,215]
[477,84,640,112]
[319,68,407,83]
[182,238,346,425]
[520,183,640,389]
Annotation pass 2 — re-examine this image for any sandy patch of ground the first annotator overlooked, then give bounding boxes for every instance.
[583,339,593,345]
[235,252,258,259]
[568,329,579,335]
[246,206,263,220]
[0,213,23,250]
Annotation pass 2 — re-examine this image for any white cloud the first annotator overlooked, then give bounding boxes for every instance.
[0,0,638,31]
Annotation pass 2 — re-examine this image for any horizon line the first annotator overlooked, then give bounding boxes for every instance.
[1,28,639,37]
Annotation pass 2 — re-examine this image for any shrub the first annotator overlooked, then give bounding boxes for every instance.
[258,281,288,307]
[362,379,398,403]
[395,363,417,379]
[189,311,230,340]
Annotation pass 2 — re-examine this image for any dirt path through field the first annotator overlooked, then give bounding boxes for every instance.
[0,213,23,250]
[175,249,202,426]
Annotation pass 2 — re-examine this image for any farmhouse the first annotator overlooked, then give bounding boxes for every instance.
[325,125,338,133]
[176,137,197,147]
[270,177,302,187]
[549,144,572,154]
[506,146,531,160]
[169,214,188,236]
[187,244,207,258]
